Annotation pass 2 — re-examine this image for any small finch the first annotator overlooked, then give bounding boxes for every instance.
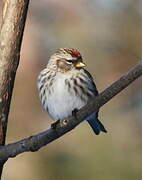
[37,48,107,135]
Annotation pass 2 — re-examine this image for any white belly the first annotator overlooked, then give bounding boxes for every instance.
[46,73,85,120]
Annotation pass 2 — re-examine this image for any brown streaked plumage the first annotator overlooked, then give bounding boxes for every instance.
[37,48,107,135]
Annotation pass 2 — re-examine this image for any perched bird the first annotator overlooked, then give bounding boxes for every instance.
[37,48,107,135]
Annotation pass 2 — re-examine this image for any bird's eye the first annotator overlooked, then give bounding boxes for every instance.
[66,60,74,64]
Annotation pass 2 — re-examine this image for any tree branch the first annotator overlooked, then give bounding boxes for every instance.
[0,61,142,164]
[0,0,30,177]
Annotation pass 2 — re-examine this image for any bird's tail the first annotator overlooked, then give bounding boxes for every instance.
[87,118,107,135]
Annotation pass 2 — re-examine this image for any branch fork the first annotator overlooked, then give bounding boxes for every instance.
[0,60,142,164]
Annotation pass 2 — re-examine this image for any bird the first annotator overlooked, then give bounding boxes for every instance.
[37,48,107,135]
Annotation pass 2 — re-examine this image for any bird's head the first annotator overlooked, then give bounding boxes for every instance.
[48,48,86,72]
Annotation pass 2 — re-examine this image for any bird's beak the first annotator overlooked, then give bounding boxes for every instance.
[75,62,86,68]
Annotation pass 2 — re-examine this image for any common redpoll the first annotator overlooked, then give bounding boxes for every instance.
[37,48,107,135]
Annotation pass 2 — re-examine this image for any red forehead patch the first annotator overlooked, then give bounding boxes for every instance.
[65,49,81,57]
[70,49,81,57]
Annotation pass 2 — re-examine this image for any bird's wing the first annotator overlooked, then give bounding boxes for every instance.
[83,69,99,96]
[83,69,107,134]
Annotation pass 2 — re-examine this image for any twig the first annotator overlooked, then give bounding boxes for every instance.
[0,61,142,164]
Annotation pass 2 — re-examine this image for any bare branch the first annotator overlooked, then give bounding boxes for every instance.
[0,60,142,164]
[0,0,30,176]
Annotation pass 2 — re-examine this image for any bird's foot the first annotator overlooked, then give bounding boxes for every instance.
[51,119,60,129]
[72,108,78,119]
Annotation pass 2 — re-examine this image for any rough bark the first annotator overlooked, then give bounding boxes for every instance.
[0,60,141,165]
[0,0,30,177]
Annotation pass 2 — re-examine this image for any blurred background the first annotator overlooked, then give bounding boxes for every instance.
[1,0,142,179]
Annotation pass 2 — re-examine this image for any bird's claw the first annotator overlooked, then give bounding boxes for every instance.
[51,119,60,129]
[72,108,78,119]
